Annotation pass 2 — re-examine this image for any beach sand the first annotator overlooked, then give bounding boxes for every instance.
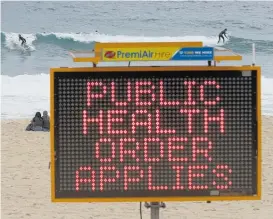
[1,117,273,219]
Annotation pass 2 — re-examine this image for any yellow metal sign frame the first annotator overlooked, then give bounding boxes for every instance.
[69,42,242,64]
[50,65,261,203]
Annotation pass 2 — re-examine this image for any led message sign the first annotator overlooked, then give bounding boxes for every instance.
[51,67,261,202]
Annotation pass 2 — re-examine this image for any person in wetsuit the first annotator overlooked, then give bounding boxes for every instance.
[18,34,26,46]
[217,29,228,44]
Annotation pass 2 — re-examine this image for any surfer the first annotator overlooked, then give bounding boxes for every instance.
[217,29,228,44]
[18,34,26,46]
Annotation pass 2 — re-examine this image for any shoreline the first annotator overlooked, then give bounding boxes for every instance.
[1,116,273,218]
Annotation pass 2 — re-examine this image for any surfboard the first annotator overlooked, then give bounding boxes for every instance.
[21,44,31,52]
[22,44,30,50]
[216,37,230,46]
[216,42,224,46]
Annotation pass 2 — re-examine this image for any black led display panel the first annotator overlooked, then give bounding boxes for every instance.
[53,70,258,199]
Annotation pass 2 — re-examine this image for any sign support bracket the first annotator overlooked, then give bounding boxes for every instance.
[144,202,166,219]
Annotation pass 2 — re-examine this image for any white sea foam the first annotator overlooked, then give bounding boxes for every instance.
[1,74,49,119]
[3,32,36,51]
[45,32,224,45]
[1,73,272,119]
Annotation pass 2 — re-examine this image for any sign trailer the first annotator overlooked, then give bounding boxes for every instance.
[51,42,261,219]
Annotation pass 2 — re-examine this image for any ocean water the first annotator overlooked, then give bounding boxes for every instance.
[1,1,273,119]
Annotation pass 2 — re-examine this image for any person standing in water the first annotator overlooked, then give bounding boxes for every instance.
[218,29,228,43]
[18,34,26,46]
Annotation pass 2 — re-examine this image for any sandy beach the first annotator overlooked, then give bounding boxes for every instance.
[1,117,273,219]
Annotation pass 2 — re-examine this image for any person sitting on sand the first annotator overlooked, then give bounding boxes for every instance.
[42,110,50,131]
[31,112,44,131]
[25,112,44,131]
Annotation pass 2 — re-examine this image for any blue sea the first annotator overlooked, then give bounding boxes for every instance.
[1,1,273,119]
